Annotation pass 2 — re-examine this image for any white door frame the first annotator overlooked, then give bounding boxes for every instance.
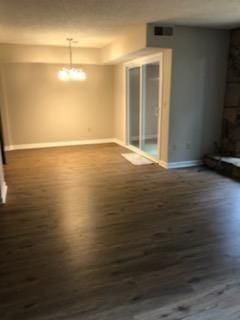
[125,53,163,163]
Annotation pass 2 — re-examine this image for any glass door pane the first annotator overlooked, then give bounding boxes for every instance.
[128,67,140,148]
[141,62,160,158]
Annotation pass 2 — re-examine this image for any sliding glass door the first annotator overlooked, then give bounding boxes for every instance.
[142,62,160,157]
[127,55,161,159]
[128,67,141,149]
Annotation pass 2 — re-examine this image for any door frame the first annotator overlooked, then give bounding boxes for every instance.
[125,53,163,162]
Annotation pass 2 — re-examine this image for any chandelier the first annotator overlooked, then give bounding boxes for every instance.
[58,38,87,81]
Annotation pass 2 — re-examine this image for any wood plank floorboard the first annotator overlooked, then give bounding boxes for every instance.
[0,143,240,319]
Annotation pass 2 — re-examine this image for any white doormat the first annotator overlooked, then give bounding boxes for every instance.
[121,153,154,165]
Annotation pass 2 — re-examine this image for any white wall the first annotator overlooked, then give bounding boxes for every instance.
[1,63,114,147]
[102,24,147,64]
[0,44,101,64]
[113,63,126,143]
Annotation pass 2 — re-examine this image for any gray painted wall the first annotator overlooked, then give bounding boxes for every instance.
[148,25,229,162]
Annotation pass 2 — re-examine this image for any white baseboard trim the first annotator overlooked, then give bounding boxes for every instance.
[159,160,203,169]
[1,181,8,204]
[113,140,203,169]
[5,138,116,151]
[112,139,126,147]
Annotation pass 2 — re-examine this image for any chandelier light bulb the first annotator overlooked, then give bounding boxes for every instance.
[58,68,87,81]
[58,68,70,81]
[69,68,87,81]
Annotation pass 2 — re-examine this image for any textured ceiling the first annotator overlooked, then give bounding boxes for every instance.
[0,0,239,48]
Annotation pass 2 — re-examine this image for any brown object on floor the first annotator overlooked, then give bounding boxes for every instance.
[204,154,240,180]
[1,143,240,320]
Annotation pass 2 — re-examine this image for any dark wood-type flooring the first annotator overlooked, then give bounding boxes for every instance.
[0,143,240,319]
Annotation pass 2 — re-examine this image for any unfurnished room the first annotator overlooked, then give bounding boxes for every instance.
[0,1,240,319]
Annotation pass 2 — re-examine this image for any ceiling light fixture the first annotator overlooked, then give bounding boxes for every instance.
[58,38,87,81]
